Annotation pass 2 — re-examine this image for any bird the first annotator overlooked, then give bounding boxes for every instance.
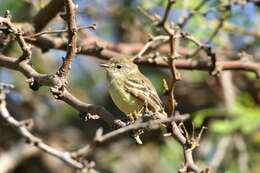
[100,56,166,144]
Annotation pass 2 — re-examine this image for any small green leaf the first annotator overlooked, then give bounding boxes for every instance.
[211,120,236,133]
[193,108,220,126]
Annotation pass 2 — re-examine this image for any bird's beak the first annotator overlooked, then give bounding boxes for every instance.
[99,63,109,68]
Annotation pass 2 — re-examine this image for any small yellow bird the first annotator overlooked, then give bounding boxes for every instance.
[100,56,166,143]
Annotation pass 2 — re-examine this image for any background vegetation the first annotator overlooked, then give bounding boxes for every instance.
[0,0,259,173]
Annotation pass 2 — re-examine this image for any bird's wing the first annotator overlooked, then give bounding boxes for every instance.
[124,75,163,112]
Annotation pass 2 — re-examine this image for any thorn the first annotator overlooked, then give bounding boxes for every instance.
[163,132,172,137]
[134,135,143,144]
[94,128,103,142]
[163,79,169,94]
[19,119,34,130]
[197,126,207,142]
[192,123,195,139]
[112,119,126,129]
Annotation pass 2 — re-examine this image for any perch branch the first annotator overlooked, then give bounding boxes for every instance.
[72,114,189,158]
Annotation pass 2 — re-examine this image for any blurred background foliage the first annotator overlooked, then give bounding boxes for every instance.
[0,0,260,173]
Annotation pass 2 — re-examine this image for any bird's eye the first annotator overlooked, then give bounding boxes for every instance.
[116,65,122,69]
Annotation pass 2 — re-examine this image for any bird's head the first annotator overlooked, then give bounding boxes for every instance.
[100,56,139,80]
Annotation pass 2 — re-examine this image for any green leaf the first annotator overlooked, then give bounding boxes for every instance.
[142,0,167,10]
[194,93,260,134]
[193,108,220,126]
[212,93,260,134]
[160,138,183,170]
[211,120,237,133]
[0,0,25,14]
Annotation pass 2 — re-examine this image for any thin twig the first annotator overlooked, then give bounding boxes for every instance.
[178,0,208,28]
[57,0,78,78]
[158,0,176,27]
[0,12,32,60]
[234,135,249,173]
[131,35,169,61]
[25,24,96,38]
[71,114,189,158]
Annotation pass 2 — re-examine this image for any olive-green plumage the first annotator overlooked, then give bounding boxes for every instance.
[100,56,164,119]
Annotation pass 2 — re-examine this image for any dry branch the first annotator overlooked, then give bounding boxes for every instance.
[0,142,38,173]
[0,84,84,170]
[57,0,78,78]
[24,31,260,77]
[72,114,189,158]
[33,0,65,32]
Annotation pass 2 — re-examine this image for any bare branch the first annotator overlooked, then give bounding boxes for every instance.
[25,24,96,38]
[0,53,120,127]
[72,114,189,158]
[23,25,260,77]
[0,12,32,60]
[57,0,78,78]
[33,0,65,32]
[0,85,84,170]
[131,35,169,61]
[158,0,175,27]
[0,142,38,173]
[151,0,205,172]
[178,0,208,28]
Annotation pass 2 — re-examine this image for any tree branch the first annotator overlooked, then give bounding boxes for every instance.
[33,0,65,32]
[57,0,78,78]
[0,53,118,127]
[0,85,84,170]
[72,114,189,158]
[24,33,260,77]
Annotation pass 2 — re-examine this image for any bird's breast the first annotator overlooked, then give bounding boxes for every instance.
[108,78,143,115]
